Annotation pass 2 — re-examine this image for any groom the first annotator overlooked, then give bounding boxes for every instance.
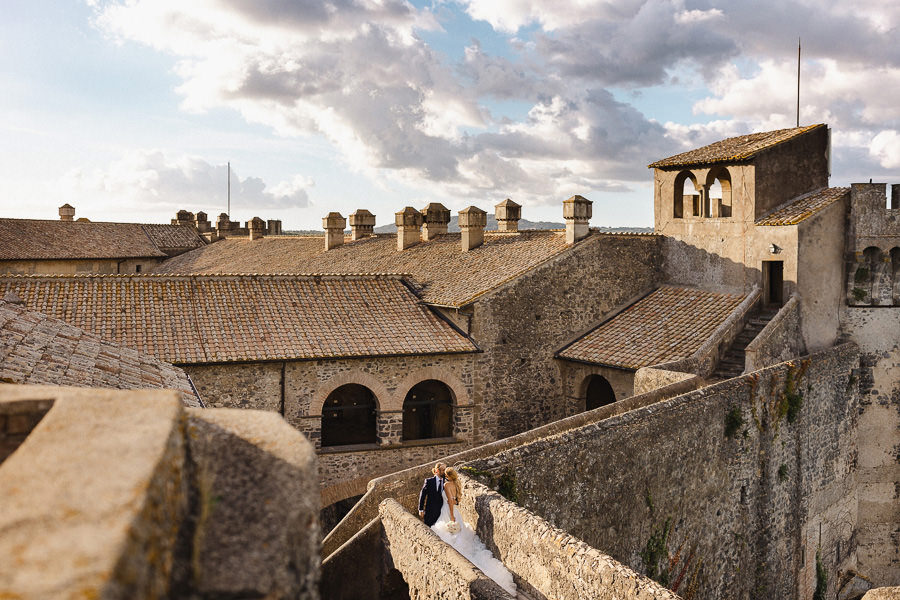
[418,462,446,526]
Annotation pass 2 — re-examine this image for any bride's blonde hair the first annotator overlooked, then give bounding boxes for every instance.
[444,467,458,481]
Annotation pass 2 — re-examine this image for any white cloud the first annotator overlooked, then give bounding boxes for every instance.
[61,150,312,214]
[88,0,900,209]
[870,131,900,169]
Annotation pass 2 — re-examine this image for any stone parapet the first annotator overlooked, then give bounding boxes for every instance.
[458,476,680,600]
[743,294,804,372]
[0,384,321,600]
[379,498,514,600]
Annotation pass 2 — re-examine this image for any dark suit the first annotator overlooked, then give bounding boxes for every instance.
[418,475,444,526]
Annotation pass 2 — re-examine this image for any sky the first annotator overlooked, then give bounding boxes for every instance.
[1,1,899,230]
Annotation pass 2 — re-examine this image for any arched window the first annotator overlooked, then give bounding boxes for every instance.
[674,171,699,219]
[584,375,616,411]
[321,384,377,447]
[403,379,453,441]
[707,167,733,218]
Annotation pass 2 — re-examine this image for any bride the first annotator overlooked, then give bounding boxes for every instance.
[430,467,517,596]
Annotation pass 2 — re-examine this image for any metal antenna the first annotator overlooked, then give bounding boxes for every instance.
[797,38,800,127]
[227,161,231,216]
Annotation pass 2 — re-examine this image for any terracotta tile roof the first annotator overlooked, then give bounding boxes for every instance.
[0,274,477,364]
[648,124,825,169]
[557,286,746,369]
[0,219,165,260]
[155,230,589,307]
[141,224,207,253]
[0,300,199,407]
[755,187,849,226]
[0,219,206,261]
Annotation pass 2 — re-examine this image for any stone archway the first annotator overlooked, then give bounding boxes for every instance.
[581,374,616,411]
[320,384,377,447]
[402,379,454,441]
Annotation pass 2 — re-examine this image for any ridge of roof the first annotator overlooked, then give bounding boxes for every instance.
[648,124,826,169]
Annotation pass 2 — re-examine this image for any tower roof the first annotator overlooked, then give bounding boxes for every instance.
[649,124,826,169]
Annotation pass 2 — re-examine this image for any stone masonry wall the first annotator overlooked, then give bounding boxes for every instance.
[457,476,680,600]
[465,232,661,440]
[187,352,476,503]
[379,498,514,600]
[0,384,320,600]
[840,307,900,586]
[322,374,702,558]
[744,295,804,373]
[465,345,860,599]
[0,258,159,275]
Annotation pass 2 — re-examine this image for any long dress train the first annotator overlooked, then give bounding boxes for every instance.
[431,500,517,595]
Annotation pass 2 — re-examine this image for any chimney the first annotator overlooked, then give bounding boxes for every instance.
[395,207,423,250]
[563,195,592,244]
[172,209,194,226]
[459,206,487,251]
[349,209,376,240]
[323,212,347,250]
[59,204,75,222]
[495,198,521,232]
[216,213,231,234]
[267,219,283,236]
[195,211,211,233]
[248,216,266,240]
[892,184,900,210]
[421,203,451,241]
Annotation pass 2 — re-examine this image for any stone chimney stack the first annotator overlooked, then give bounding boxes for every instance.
[323,212,347,250]
[459,206,487,251]
[349,209,376,240]
[563,195,592,244]
[267,219,283,236]
[495,198,521,232]
[395,207,423,250]
[172,209,194,226]
[892,184,900,210]
[421,203,451,241]
[216,213,231,235]
[194,211,211,233]
[248,216,266,240]
[59,204,75,222]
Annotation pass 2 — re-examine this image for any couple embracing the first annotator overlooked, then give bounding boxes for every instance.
[418,462,462,532]
[417,462,517,595]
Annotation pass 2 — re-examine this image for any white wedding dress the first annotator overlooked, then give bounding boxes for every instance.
[431,497,517,596]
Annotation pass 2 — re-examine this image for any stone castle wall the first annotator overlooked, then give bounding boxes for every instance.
[462,233,661,440]
[0,384,320,599]
[379,498,514,600]
[458,476,680,600]
[840,307,900,585]
[464,345,860,599]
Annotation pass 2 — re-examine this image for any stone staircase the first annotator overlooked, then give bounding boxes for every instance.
[710,309,778,380]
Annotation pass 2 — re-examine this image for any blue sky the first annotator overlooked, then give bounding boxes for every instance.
[1,1,898,229]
